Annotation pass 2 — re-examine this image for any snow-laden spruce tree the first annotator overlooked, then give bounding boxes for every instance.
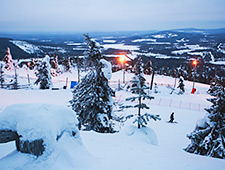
[35,55,53,89]
[3,47,14,70]
[122,59,161,128]
[84,34,102,69]
[208,77,220,96]
[51,52,59,70]
[185,86,225,159]
[130,57,146,94]
[51,52,61,77]
[64,55,71,72]
[29,58,39,70]
[177,76,185,93]
[70,35,115,133]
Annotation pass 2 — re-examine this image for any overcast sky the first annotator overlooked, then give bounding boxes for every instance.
[0,0,225,33]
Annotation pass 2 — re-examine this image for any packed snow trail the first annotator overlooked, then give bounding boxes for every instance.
[1,69,224,170]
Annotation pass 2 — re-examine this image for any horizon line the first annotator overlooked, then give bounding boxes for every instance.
[1,27,225,35]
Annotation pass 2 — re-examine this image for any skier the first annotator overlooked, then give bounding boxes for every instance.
[177,77,185,93]
[169,112,175,123]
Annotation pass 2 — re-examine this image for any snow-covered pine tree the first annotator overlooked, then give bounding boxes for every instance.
[154,83,159,93]
[29,58,39,70]
[70,68,114,133]
[3,47,14,70]
[208,77,219,95]
[51,52,59,70]
[122,66,160,129]
[34,55,53,89]
[84,34,103,69]
[51,52,61,77]
[73,56,83,82]
[12,64,19,89]
[64,55,71,72]
[131,57,146,94]
[177,76,185,93]
[144,60,152,75]
[0,62,5,88]
[185,86,225,159]
[171,68,177,78]
[70,35,114,133]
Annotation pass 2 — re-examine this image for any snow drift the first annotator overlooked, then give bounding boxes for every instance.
[0,104,98,170]
[0,104,80,155]
[121,125,158,145]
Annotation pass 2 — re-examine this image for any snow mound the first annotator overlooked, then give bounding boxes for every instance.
[0,104,79,155]
[121,125,158,146]
[0,133,97,170]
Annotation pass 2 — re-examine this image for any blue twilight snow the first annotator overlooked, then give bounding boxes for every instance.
[0,104,80,155]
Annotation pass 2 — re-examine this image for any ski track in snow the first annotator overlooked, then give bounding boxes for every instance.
[10,40,43,54]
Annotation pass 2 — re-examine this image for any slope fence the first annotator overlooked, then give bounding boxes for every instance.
[114,95,210,112]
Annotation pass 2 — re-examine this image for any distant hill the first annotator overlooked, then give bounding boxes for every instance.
[0,28,225,61]
[0,38,34,60]
[0,28,224,84]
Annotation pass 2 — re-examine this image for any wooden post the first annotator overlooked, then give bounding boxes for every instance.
[63,77,68,89]
[158,98,162,105]
[66,77,68,88]
[118,79,120,91]
[14,65,18,89]
[170,77,177,94]
[123,64,125,84]
[0,130,19,143]
[27,74,30,86]
[179,101,182,108]
[150,70,155,90]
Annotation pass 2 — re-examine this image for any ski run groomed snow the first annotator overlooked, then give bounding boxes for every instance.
[0,68,224,170]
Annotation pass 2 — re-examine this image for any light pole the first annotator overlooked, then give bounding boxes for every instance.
[119,55,126,83]
[191,59,198,94]
[118,53,134,84]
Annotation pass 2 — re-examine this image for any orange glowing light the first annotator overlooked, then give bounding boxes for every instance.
[192,60,197,66]
[27,62,30,67]
[119,55,126,64]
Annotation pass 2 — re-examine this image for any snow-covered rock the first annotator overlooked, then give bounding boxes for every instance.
[0,104,80,156]
[0,132,97,170]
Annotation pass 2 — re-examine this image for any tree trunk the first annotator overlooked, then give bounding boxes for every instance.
[150,70,155,90]
[138,96,141,129]
[78,66,80,82]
